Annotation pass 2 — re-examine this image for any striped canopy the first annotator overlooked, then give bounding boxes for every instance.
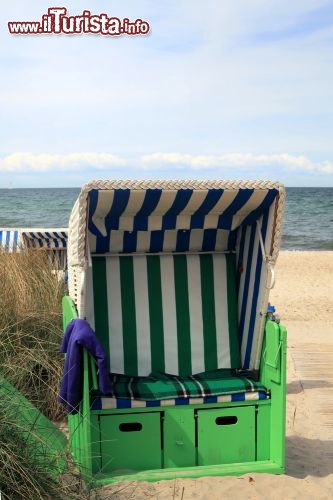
[67,180,286,370]
[21,230,68,250]
[86,186,278,254]
[68,180,284,261]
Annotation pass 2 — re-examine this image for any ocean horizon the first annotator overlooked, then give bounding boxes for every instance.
[0,187,332,251]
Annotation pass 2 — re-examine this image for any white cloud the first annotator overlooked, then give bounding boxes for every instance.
[139,152,333,174]
[0,152,127,172]
[0,151,332,175]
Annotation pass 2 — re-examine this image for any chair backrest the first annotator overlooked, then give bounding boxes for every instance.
[86,252,240,377]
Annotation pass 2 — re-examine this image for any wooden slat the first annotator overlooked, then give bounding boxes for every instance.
[290,343,333,434]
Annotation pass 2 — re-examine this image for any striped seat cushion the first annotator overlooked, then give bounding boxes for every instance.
[89,253,240,377]
[90,370,269,409]
[92,392,269,410]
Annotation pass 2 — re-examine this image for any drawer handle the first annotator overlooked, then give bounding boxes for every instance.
[215,416,238,426]
[119,422,143,432]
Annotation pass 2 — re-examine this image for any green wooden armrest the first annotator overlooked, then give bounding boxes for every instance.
[88,351,99,390]
[258,320,287,469]
[62,295,78,329]
[260,319,287,386]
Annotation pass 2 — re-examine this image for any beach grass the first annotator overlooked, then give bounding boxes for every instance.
[0,404,86,500]
[0,250,88,499]
[0,250,65,419]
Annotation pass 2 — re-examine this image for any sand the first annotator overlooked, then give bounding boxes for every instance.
[95,251,333,499]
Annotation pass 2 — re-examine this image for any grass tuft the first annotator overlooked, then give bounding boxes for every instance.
[0,250,89,499]
[0,250,65,419]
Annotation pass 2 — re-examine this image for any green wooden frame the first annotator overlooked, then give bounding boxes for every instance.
[0,376,67,475]
[62,296,286,487]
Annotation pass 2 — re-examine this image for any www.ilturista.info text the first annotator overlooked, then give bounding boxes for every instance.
[8,8,150,36]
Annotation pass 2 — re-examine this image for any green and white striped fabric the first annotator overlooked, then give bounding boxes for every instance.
[88,253,240,377]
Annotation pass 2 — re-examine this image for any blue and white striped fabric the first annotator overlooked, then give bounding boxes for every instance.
[85,187,280,371]
[92,391,269,410]
[0,230,21,252]
[236,203,277,369]
[71,183,284,373]
[87,188,278,254]
[21,231,68,249]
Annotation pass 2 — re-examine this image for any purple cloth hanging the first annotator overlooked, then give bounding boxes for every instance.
[58,318,112,414]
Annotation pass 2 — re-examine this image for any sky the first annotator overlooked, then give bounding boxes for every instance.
[1,1,333,187]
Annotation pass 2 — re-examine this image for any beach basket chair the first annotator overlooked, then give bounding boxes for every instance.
[0,228,68,271]
[61,179,287,486]
[21,229,68,270]
[0,229,22,252]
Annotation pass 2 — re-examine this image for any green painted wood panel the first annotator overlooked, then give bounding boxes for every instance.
[197,406,255,465]
[163,409,196,468]
[100,412,162,472]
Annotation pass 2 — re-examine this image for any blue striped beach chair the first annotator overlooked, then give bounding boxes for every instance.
[21,229,68,269]
[62,180,287,486]
[0,229,22,252]
[0,228,68,269]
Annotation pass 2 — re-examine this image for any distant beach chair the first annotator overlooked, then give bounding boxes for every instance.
[61,180,287,486]
[0,229,22,252]
[21,229,68,270]
[0,228,68,277]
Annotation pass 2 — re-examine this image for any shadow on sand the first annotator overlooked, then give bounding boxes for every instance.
[286,435,333,478]
[287,379,333,395]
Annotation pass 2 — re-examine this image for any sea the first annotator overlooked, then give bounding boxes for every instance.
[0,187,332,250]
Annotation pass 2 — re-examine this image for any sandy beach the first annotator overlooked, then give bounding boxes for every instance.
[95,251,333,499]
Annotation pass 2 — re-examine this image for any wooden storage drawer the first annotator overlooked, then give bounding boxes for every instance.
[197,406,256,465]
[99,412,162,473]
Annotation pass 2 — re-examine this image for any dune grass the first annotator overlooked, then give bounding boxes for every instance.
[0,405,60,499]
[0,250,65,419]
[0,404,86,500]
[0,250,89,499]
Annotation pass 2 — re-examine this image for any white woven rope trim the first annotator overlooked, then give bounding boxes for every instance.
[70,179,286,269]
[256,219,275,290]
